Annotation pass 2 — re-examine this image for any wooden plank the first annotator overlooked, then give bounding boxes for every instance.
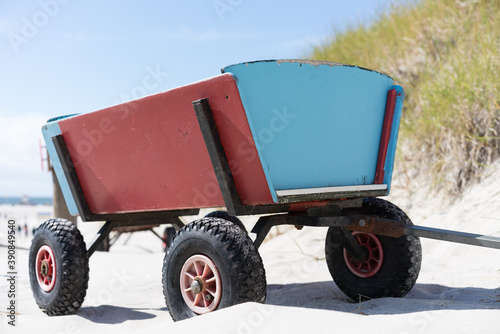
[276,184,387,197]
[57,74,274,214]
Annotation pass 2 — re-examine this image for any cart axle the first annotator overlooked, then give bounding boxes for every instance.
[250,212,500,251]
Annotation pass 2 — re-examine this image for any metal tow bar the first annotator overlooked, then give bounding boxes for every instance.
[405,226,500,250]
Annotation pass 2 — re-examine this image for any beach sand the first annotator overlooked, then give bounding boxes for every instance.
[1,163,499,333]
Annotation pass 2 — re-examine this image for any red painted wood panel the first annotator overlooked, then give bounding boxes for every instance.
[58,74,273,214]
[374,88,397,184]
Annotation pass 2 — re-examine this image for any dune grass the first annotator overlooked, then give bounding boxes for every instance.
[312,0,500,195]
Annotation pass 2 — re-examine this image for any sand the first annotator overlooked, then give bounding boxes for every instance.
[1,163,499,333]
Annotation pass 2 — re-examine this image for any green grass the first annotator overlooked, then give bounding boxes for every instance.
[311,0,500,194]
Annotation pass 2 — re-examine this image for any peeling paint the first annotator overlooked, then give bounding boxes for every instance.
[275,59,344,67]
[222,59,392,80]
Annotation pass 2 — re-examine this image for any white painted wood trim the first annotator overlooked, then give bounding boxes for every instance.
[276,184,388,197]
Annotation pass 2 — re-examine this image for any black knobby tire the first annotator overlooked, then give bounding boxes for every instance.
[205,210,246,232]
[325,198,422,301]
[162,217,266,321]
[29,218,89,316]
[162,226,177,251]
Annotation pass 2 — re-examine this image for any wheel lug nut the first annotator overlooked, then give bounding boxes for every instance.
[191,279,203,294]
[41,262,48,276]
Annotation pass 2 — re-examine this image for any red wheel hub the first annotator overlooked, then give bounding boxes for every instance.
[36,245,57,292]
[180,254,222,314]
[343,232,384,278]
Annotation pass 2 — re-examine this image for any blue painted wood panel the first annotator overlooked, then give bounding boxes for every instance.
[42,118,79,215]
[223,60,395,202]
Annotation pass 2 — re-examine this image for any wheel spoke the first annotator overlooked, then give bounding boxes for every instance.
[343,232,384,278]
[35,245,58,292]
[202,293,208,308]
[179,254,224,315]
[195,261,204,276]
[184,271,196,280]
[194,293,203,307]
[202,263,212,279]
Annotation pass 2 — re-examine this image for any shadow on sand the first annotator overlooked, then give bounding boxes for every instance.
[266,281,500,315]
[78,305,163,324]
[76,282,499,322]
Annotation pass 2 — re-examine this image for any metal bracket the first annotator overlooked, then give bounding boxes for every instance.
[192,98,243,216]
[52,135,94,221]
[87,221,117,257]
[192,98,290,216]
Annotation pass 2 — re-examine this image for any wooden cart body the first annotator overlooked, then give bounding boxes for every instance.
[43,60,403,218]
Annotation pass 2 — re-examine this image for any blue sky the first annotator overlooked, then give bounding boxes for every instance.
[0,0,395,197]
